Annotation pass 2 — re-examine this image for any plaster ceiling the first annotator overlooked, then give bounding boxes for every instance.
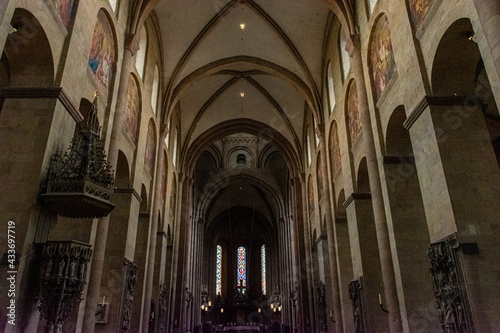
[154,0,332,158]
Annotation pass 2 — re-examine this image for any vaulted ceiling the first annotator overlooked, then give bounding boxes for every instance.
[153,0,336,162]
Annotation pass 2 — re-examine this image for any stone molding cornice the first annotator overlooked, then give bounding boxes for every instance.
[383,156,414,164]
[314,234,327,245]
[114,187,142,202]
[0,87,82,122]
[404,95,475,130]
[342,192,371,209]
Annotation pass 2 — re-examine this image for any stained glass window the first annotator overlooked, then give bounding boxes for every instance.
[237,246,246,293]
[261,245,266,295]
[216,245,222,295]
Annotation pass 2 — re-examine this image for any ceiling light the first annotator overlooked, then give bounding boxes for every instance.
[240,92,245,97]
[240,23,245,30]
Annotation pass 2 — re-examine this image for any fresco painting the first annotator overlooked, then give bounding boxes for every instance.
[317,154,324,199]
[88,10,115,93]
[409,0,435,28]
[330,122,341,175]
[347,81,361,143]
[124,76,140,143]
[369,14,396,100]
[54,0,77,29]
[308,176,315,215]
[145,121,156,173]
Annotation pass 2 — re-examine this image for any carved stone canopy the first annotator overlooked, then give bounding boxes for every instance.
[42,95,115,218]
[38,241,92,333]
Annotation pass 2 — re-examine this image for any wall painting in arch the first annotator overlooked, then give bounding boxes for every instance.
[347,81,361,143]
[308,175,315,215]
[144,121,156,173]
[124,76,140,144]
[160,154,167,200]
[317,154,324,199]
[53,0,78,29]
[88,10,115,94]
[330,122,341,175]
[369,14,396,100]
[409,0,435,28]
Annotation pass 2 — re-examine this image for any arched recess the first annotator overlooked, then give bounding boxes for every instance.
[182,119,301,177]
[135,25,148,79]
[195,173,284,226]
[131,184,151,332]
[335,189,354,332]
[383,106,438,330]
[115,150,130,188]
[88,9,117,98]
[368,13,396,102]
[329,121,342,178]
[144,118,157,175]
[427,18,500,330]
[0,8,56,332]
[353,157,387,332]
[226,146,254,169]
[346,80,361,146]
[124,73,142,145]
[204,206,276,308]
[1,8,54,87]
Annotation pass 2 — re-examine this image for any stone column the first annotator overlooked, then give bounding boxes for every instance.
[292,172,315,332]
[469,0,500,102]
[82,35,138,332]
[347,35,403,332]
[141,128,167,333]
[316,124,343,332]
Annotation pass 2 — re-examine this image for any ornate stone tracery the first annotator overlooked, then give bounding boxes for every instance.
[428,237,473,333]
[38,241,92,333]
[42,95,115,218]
[316,281,327,333]
[120,259,138,333]
[349,279,365,333]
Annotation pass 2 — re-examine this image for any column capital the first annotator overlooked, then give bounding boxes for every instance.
[124,33,140,55]
[315,123,325,140]
[346,33,361,57]
[290,170,305,184]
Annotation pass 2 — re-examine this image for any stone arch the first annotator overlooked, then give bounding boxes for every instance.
[115,150,130,188]
[354,157,387,332]
[226,146,254,168]
[2,8,54,87]
[367,13,396,101]
[383,106,438,331]
[182,119,301,176]
[88,8,118,97]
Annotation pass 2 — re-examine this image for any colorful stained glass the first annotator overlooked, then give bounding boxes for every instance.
[261,245,266,295]
[237,246,246,289]
[216,245,222,295]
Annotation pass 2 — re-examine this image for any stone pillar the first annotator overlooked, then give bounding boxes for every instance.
[316,124,343,332]
[141,129,167,333]
[293,172,315,332]
[82,35,137,332]
[347,35,403,332]
[469,0,500,104]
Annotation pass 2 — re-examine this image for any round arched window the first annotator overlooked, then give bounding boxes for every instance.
[236,154,246,165]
